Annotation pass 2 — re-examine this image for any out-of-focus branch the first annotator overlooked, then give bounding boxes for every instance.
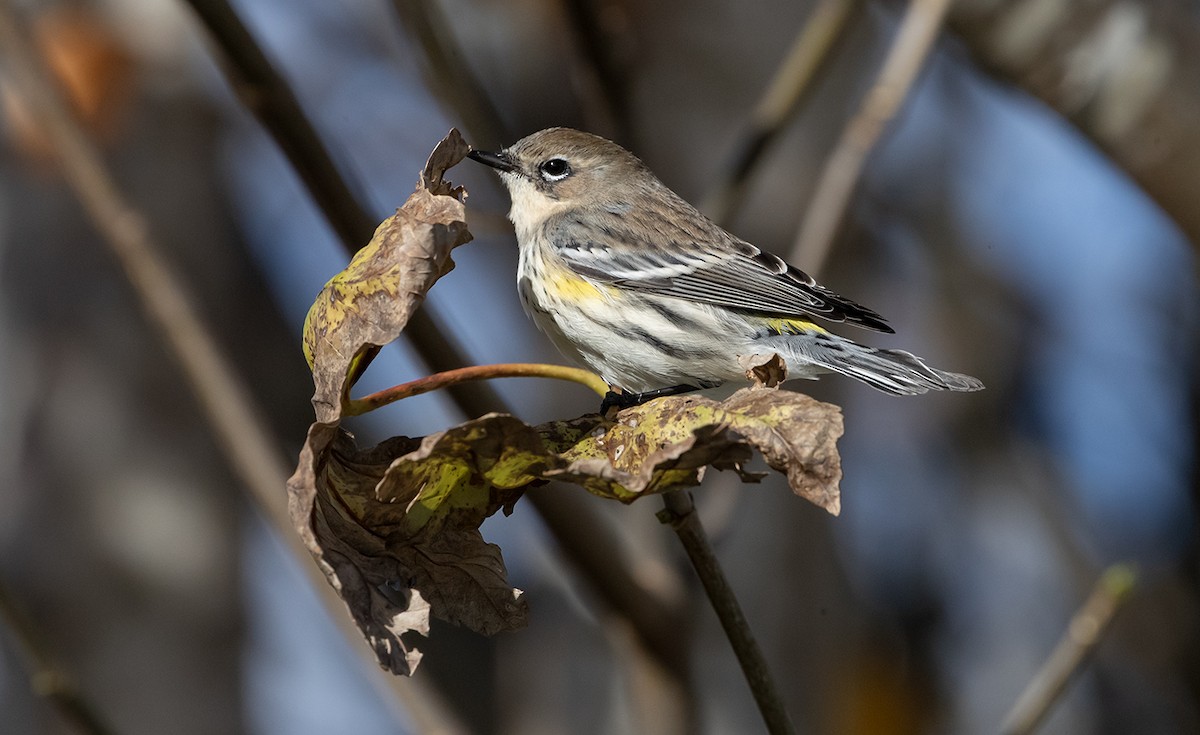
[790,0,952,273]
[179,0,692,694]
[702,0,862,224]
[1000,564,1137,735]
[559,0,633,145]
[182,0,373,248]
[0,4,465,732]
[389,0,511,148]
[0,578,115,735]
[180,0,500,414]
[659,491,795,735]
[948,0,1200,250]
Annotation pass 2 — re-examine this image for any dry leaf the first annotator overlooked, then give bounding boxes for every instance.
[544,388,843,512]
[290,385,841,674]
[301,128,471,424]
[739,352,788,388]
[289,130,495,676]
[290,424,527,675]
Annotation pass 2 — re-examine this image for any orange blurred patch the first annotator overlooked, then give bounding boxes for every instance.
[2,6,135,163]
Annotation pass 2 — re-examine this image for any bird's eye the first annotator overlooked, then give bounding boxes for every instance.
[538,158,571,182]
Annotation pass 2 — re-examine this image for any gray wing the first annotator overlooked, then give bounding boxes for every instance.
[546,210,894,333]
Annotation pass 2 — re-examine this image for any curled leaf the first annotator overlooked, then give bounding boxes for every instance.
[289,130,488,676]
[301,128,471,424]
[545,388,843,513]
[291,380,841,674]
[739,352,788,388]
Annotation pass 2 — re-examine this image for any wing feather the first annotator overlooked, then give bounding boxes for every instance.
[547,210,894,333]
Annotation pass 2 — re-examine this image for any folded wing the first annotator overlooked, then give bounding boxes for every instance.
[547,210,894,333]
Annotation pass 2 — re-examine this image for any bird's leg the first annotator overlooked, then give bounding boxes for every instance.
[600,384,701,415]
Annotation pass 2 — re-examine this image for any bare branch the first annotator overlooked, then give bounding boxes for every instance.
[0,3,467,731]
[659,490,796,735]
[1001,564,1137,735]
[390,0,511,147]
[346,362,609,416]
[790,0,952,272]
[182,0,374,247]
[0,577,115,735]
[949,0,1200,250]
[558,0,634,144]
[702,0,862,224]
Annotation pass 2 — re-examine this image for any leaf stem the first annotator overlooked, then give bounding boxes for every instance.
[345,363,610,416]
[658,490,795,735]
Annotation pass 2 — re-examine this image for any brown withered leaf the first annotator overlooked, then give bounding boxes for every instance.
[709,389,843,513]
[289,130,493,676]
[544,388,843,512]
[301,128,471,424]
[739,352,788,388]
[291,383,842,675]
[291,424,527,675]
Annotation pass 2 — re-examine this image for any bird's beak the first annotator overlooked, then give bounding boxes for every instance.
[467,148,516,173]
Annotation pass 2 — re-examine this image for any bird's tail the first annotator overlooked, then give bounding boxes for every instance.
[767,333,984,395]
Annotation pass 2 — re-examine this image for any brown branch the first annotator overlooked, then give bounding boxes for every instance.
[790,0,952,273]
[559,0,634,144]
[658,491,795,735]
[1000,564,1137,735]
[702,0,863,224]
[389,0,511,148]
[346,362,609,416]
[179,0,501,414]
[0,577,115,735]
[0,4,466,731]
[182,0,374,247]
[948,0,1200,250]
[178,0,692,694]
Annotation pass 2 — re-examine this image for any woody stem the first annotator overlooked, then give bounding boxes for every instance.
[659,490,795,735]
[344,363,610,416]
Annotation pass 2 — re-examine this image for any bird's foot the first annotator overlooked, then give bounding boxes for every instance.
[600,384,702,416]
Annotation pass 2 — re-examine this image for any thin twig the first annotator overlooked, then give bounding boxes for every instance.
[389,0,511,148]
[0,577,116,735]
[790,0,952,273]
[0,5,465,732]
[1001,564,1137,735]
[346,362,609,416]
[658,491,795,735]
[702,0,862,224]
[558,0,633,144]
[182,0,693,693]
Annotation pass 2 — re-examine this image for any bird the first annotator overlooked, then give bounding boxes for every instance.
[467,127,982,410]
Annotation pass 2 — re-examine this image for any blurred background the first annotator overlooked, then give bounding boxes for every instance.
[0,0,1196,733]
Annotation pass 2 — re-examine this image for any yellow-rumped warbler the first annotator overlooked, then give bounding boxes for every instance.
[468,128,982,406]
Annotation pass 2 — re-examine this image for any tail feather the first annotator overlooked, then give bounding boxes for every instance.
[773,334,984,395]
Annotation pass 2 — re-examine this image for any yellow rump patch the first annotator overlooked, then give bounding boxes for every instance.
[766,317,828,336]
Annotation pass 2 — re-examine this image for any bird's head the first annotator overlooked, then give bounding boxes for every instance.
[468,127,653,236]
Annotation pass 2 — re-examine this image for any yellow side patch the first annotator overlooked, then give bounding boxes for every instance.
[546,273,615,301]
[766,317,828,336]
